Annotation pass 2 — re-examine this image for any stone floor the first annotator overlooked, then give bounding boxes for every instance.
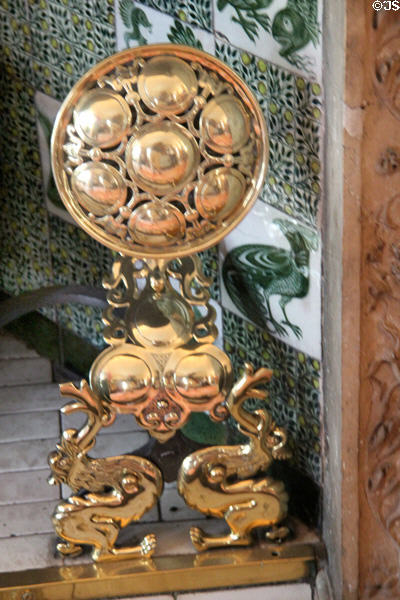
[0,330,313,599]
[118,586,313,600]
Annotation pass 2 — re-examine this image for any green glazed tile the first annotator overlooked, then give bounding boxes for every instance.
[0,45,35,83]
[222,307,321,482]
[215,39,322,226]
[57,304,105,349]
[198,246,220,302]
[139,0,212,32]
[0,0,26,17]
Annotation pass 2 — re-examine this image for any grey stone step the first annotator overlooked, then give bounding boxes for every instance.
[118,597,173,600]
[0,438,58,472]
[0,382,63,414]
[0,500,55,538]
[0,331,39,360]
[0,532,62,572]
[0,411,59,443]
[0,331,53,386]
[0,356,52,387]
[0,468,60,505]
[176,584,312,599]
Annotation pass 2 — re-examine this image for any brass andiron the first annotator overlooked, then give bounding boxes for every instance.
[48,381,162,560]
[178,364,291,550]
[49,43,290,560]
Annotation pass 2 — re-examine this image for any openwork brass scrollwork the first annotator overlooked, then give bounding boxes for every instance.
[52,45,268,259]
[48,44,290,561]
[90,254,231,441]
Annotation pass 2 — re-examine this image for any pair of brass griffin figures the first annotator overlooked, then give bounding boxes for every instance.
[47,44,292,562]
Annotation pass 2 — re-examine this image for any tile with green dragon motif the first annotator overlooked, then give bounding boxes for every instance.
[137,0,212,32]
[115,1,214,53]
[220,201,321,360]
[213,0,323,80]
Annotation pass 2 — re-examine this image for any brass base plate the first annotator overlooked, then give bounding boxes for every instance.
[0,543,315,600]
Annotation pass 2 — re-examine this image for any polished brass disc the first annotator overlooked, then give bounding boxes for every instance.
[73,88,132,148]
[174,352,223,401]
[128,202,186,246]
[71,162,127,216]
[126,121,200,195]
[195,167,246,221]
[138,56,198,115]
[200,94,251,154]
[90,345,155,405]
[52,44,268,258]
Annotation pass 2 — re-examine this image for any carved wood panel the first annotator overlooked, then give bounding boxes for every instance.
[358,8,400,599]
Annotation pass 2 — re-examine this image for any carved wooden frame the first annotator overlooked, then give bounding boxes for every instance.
[333,5,400,599]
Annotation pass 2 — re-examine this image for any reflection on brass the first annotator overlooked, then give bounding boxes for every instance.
[195,167,246,221]
[48,381,162,561]
[73,88,132,148]
[178,364,291,551]
[71,162,127,216]
[0,544,315,600]
[48,43,291,567]
[52,44,268,260]
[89,255,231,441]
[199,94,251,154]
[126,121,200,195]
[138,56,198,115]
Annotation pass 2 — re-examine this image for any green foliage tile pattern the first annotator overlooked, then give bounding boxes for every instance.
[57,303,105,349]
[28,0,115,100]
[223,308,321,481]
[0,0,323,483]
[167,19,204,49]
[215,42,322,224]
[0,69,52,296]
[198,247,220,302]
[48,217,113,289]
[48,216,114,347]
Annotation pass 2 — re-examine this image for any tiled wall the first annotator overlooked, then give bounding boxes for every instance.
[0,0,324,485]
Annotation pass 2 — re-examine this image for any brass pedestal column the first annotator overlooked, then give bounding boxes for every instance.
[48,43,291,562]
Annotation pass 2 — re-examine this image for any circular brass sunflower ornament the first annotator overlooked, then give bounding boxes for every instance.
[51,44,269,258]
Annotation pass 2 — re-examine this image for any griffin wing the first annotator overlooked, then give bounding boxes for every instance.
[223,245,293,328]
[287,0,320,46]
[119,0,134,27]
